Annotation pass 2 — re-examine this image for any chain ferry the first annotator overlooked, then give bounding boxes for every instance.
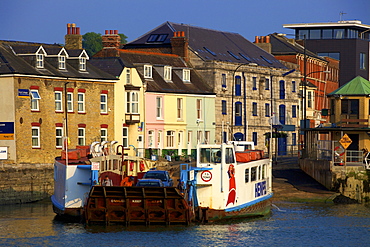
[51,141,273,225]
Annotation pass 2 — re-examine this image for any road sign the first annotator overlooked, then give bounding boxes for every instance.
[339,134,352,149]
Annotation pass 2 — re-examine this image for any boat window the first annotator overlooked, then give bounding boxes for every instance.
[245,168,249,183]
[258,166,261,180]
[200,148,221,163]
[251,167,257,181]
[225,148,235,163]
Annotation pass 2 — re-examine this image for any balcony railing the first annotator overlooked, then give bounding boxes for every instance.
[340,118,369,128]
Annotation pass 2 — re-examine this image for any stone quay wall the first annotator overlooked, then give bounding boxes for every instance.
[300,158,370,203]
[0,163,54,205]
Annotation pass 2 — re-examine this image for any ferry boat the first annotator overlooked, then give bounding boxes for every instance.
[51,141,272,224]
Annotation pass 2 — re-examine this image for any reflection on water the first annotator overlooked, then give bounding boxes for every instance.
[0,200,369,247]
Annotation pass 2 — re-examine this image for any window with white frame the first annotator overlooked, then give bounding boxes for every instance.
[56,127,63,148]
[101,128,108,142]
[177,98,183,120]
[122,127,128,148]
[164,66,172,81]
[166,130,174,148]
[59,55,66,69]
[156,96,162,118]
[126,68,131,84]
[197,130,202,144]
[79,57,86,71]
[36,53,44,68]
[32,126,40,148]
[67,92,73,112]
[196,99,202,120]
[183,69,190,82]
[100,93,107,113]
[126,92,139,114]
[55,91,63,112]
[78,127,85,146]
[30,90,41,111]
[205,131,210,144]
[148,130,154,148]
[187,131,192,145]
[144,65,152,78]
[77,92,85,113]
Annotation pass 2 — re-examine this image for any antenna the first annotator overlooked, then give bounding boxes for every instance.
[339,11,347,21]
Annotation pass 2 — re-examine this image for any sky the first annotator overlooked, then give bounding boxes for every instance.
[1,0,369,45]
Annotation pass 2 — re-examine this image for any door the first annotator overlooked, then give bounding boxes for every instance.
[278,137,287,155]
[137,135,144,158]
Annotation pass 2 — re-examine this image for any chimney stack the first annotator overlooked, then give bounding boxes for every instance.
[102,30,121,49]
[253,35,272,53]
[65,23,82,50]
[171,31,189,62]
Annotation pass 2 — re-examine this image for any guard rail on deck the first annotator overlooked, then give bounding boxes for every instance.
[84,186,191,225]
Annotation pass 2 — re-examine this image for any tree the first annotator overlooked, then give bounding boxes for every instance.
[119,33,128,44]
[82,32,128,57]
[82,32,102,57]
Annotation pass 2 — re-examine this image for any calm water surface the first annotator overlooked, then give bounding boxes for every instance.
[0,200,369,247]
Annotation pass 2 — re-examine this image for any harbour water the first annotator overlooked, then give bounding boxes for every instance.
[0,200,369,247]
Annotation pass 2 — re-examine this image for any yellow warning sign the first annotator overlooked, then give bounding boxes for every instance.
[339,134,352,150]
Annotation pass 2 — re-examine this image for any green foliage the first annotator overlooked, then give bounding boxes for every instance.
[119,33,128,44]
[82,32,102,57]
[82,32,128,57]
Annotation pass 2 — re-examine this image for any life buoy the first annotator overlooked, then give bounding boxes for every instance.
[334,146,345,156]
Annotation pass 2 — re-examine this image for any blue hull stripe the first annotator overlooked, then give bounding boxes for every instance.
[225,193,273,212]
[51,195,65,211]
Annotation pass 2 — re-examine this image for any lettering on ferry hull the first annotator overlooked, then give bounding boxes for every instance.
[255,181,267,197]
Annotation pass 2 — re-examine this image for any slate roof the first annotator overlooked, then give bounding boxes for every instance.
[126,22,286,69]
[0,40,117,81]
[328,76,370,96]
[269,33,326,61]
[113,49,214,95]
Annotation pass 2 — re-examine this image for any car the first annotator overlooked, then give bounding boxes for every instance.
[143,170,174,187]
[136,179,164,187]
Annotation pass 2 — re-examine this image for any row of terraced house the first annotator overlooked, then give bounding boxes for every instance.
[1,21,343,167]
[7,19,367,203]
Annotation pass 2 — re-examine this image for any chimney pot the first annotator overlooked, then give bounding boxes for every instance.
[110,30,113,34]
[76,27,80,35]
[114,30,118,35]
[72,23,76,27]
[67,23,71,34]
[255,36,259,43]
[265,35,270,43]
[105,30,109,35]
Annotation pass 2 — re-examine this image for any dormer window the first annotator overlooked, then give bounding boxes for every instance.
[144,65,152,78]
[36,53,44,68]
[164,66,172,81]
[35,47,46,69]
[59,55,66,69]
[79,57,86,71]
[183,69,190,82]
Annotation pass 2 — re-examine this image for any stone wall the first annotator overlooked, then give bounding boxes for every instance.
[300,158,370,203]
[0,163,54,205]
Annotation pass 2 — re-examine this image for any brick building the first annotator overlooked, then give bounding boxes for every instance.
[0,23,117,165]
